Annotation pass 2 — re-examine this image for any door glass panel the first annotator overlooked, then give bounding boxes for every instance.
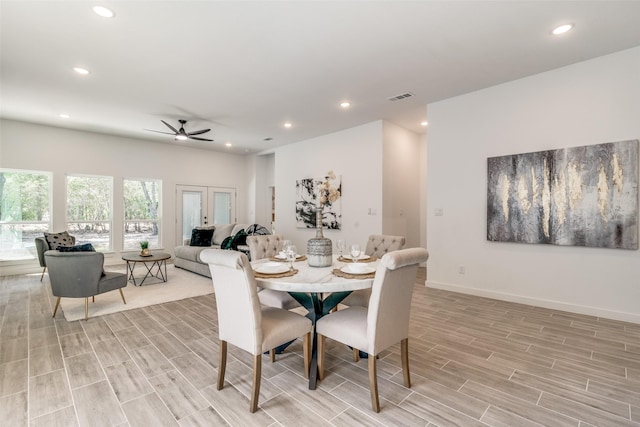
[182,191,202,244]
[212,191,231,224]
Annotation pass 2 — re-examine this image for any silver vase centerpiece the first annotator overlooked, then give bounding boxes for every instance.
[307,208,332,267]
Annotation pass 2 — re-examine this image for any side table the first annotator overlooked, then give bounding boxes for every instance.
[122,252,171,286]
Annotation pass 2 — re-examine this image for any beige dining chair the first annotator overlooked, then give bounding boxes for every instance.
[247,234,301,310]
[316,247,428,412]
[200,249,312,413]
[340,234,406,308]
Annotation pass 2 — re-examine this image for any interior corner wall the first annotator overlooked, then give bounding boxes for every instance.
[382,121,422,249]
[0,119,250,274]
[273,121,384,251]
[426,47,640,323]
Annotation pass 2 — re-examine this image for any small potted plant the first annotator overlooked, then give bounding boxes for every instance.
[140,241,150,256]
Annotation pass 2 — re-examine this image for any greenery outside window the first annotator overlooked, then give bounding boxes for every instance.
[124,178,161,250]
[66,174,112,251]
[0,169,51,261]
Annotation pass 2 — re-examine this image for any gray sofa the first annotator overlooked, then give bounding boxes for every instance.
[174,223,251,278]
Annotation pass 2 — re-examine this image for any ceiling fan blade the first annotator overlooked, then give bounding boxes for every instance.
[161,120,179,134]
[186,129,211,136]
[144,129,175,135]
[188,136,214,142]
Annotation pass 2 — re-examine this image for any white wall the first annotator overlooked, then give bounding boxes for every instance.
[382,121,423,248]
[1,119,250,274]
[426,47,640,323]
[273,121,385,252]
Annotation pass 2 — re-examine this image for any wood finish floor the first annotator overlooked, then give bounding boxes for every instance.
[1,268,640,426]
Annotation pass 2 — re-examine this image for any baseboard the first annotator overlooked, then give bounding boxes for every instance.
[426,280,640,325]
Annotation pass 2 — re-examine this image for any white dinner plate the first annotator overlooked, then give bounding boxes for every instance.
[341,264,375,275]
[274,253,303,260]
[255,262,290,274]
[341,254,371,260]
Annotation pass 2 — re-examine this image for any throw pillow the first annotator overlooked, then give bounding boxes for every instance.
[190,228,214,246]
[221,235,234,250]
[44,231,74,250]
[231,229,248,249]
[57,243,96,252]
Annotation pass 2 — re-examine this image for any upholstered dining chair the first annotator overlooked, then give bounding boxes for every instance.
[45,251,127,321]
[200,249,312,413]
[35,234,76,281]
[246,234,301,310]
[316,247,428,412]
[340,234,406,308]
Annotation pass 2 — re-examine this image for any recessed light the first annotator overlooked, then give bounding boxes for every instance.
[284,122,292,128]
[73,67,89,75]
[225,142,232,147]
[421,121,428,127]
[93,6,114,18]
[552,24,573,35]
[340,101,351,108]
[59,114,70,119]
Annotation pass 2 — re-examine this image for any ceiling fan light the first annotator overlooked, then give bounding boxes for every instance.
[552,24,573,35]
[93,6,114,18]
[175,135,188,141]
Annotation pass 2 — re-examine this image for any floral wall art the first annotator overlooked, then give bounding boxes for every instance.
[487,140,639,249]
[296,171,342,229]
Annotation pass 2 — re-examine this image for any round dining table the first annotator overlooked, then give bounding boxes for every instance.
[252,255,376,390]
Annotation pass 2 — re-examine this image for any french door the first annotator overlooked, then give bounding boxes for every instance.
[176,185,236,245]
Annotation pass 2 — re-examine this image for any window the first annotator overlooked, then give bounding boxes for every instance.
[0,169,51,261]
[66,174,112,251]
[123,178,161,250]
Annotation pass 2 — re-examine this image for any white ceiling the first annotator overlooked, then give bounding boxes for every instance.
[2,1,640,155]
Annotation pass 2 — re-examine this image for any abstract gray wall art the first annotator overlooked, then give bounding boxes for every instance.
[487,140,639,249]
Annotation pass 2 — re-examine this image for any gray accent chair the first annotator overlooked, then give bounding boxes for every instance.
[45,251,127,321]
[341,234,406,308]
[36,235,76,281]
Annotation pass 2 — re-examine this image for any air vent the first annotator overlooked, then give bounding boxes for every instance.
[388,92,414,102]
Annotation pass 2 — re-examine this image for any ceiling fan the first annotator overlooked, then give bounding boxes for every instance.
[146,119,213,141]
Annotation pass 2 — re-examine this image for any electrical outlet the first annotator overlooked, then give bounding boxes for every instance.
[458,265,465,274]
[434,208,444,216]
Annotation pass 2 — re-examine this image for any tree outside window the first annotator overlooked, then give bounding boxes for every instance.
[66,175,112,251]
[0,169,51,261]
[124,179,161,250]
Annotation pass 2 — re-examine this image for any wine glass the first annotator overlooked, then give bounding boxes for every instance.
[281,240,292,258]
[285,245,297,271]
[349,243,361,265]
[336,239,346,258]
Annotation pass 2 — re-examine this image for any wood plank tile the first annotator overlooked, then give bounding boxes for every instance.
[0,337,28,364]
[101,312,134,331]
[177,406,230,427]
[148,332,190,359]
[29,405,79,427]
[129,316,167,337]
[104,360,153,403]
[29,326,59,350]
[64,352,106,389]
[29,344,64,377]
[58,332,92,358]
[72,380,127,427]
[170,353,217,390]
[200,383,276,426]
[29,369,72,419]
[149,370,209,420]
[121,392,181,427]
[163,322,203,343]
[259,393,333,427]
[113,326,151,351]
[0,359,27,397]
[92,338,131,367]
[538,391,636,426]
[329,407,387,427]
[481,405,543,427]
[0,391,27,426]
[81,319,116,343]
[130,344,174,378]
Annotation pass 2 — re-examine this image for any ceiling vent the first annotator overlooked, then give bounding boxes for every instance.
[388,92,414,102]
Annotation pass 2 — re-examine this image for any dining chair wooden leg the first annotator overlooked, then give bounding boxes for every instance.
[368,354,380,412]
[92,296,95,303]
[217,340,227,390]
[52,296,61,318]
[119,288,127,304]
[269,349,275,363]
[317,334,325,380]
[303,332,311,379]
[40,267,46,282]
[401,338,411,388]
[250,354,262,413]
[84,297,89,321]
[353,348,360,362]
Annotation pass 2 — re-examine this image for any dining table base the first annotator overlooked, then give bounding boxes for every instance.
[287,291,351,390]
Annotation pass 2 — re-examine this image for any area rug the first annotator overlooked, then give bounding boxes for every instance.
[60,264,213,321]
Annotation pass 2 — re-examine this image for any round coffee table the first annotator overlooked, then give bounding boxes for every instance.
[122,252,171,286]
